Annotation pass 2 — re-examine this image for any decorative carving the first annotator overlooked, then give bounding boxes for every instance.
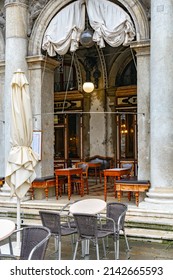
[139,0,151,20]
[0,8,5,37]
[28,0,50,36]
[5,0,28,5]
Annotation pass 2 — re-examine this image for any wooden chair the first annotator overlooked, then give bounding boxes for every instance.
[54,166,67,197]
[71,162,89,195]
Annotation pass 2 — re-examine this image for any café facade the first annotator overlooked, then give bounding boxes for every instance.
[0,0,173,211]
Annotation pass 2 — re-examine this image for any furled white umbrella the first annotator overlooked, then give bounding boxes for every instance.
[5,69,39,250]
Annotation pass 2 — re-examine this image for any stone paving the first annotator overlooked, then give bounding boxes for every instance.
[44,235,173,260]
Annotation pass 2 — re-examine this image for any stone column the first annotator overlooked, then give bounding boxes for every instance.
[89,88,106,156]
[4,0,28,163]
[27,55,58,199]
[146,0,173,205]
[130,41,150,180]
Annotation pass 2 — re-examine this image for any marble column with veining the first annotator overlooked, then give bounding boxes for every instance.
[145,0,173,206]
[4,0,28,164]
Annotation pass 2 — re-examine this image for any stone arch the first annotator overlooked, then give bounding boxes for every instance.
[108,48,134,88]
[28,0,72,55]
[118,0,149,40]
[28,0,149,56]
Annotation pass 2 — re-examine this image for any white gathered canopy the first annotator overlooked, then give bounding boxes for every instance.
[42,0,86,56]
[42,0,135,56]
[86,0,135,48]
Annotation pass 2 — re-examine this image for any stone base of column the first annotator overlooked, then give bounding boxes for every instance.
[146,187,173,203]
[139,187,173,213]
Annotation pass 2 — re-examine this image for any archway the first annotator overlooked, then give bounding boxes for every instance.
[28,0,149,56]
[27,0,150,170]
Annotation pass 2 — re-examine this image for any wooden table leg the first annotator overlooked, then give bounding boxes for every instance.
[117,190,121,202]
[113,178,117,198]
[44,184,49,200]
[80,175,84,197]
[128,191,131,201]
[55,175,59,200]
[104,175,107,201]
[30,185,34,200]
[68,175,71,200]
[135,192,139,206]
[95,167,97,184]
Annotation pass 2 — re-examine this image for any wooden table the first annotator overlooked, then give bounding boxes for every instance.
[30,176,56,200]
[0,177,4,190]
[116,180,150,206]
[55,168,83,200]
[0,219,15,255]
[88,162,101,184]
[103,168,131,201]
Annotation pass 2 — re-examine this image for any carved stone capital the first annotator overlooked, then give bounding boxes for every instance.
[5,0,29,6]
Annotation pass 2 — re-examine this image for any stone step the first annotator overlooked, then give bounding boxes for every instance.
[1,196,173,241]
[126,227,173,242]
[5,216,173,243]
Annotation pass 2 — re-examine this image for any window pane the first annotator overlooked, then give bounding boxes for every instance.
[54,64,77,91]
[54,127,64,158]
[120,114,135,159]
[68,114,80,159]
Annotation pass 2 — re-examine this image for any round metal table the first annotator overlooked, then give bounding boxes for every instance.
[70,198,106,214]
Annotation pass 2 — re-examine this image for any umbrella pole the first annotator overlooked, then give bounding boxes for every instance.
[15,196,21,255]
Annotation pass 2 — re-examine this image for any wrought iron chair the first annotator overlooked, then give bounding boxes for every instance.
[0,226,51,260]
[71,162,89,195]
[39,210,77,260]
[72,213,116,260]
[101,202,130,259]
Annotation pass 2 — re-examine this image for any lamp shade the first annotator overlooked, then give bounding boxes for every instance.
[80,28,94,48]
[83,82,94,93]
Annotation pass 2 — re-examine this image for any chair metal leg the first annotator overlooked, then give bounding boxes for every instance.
[70,234,76,244]
[116,233,120,260]
[124,231,130,251]
[58,240,61,260]
[106,236,109,248]
[96,240,99,260]
[102,238,106,257]
[54,236,58,252]
[81,240,90,257]
[114,240,117,260]
[73,240,79,260]
[8,236,13,255]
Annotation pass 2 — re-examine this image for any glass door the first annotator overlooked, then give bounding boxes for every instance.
[116,111,137,176]
[54,113,83,168]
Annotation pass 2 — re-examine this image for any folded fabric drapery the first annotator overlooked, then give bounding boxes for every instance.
[86,0,135,48]
[42,0,135,56]
[42,0,85,56]
[5,70,38,199]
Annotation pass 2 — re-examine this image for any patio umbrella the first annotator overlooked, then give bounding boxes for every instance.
[5,69,39,250]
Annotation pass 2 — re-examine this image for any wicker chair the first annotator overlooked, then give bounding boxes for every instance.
[59,201,80,229]
[0,226,51,260]
[101,202,130,259]
[72,213,116,260]
[39,210,77,260]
